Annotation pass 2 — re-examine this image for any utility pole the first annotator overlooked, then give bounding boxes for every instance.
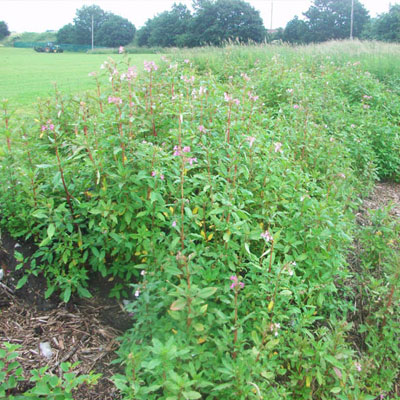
[91,14,94,50]
[270,0,274,30]
[350,0,354,39]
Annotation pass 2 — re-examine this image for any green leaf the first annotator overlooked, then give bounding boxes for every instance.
[45,285,56,299]
[197,287,217,299]
[63,287,72,303]
[47,223,55,240]
[77,287,92,298]
[170,298,186,311]
[330,387,341,394]
[183,391,202,399]
[16,275,28,289]
[14,251,24,262]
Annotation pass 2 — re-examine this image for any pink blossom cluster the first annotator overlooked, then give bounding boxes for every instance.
[181,75,195,84]
[151,171,165,180]
[270,322,281,337]
[246,136,256,147]
[293,104,300,109]
[144,60,158,72]
[173,145,197,165]
[198,125,206,133]
[261,230,273,242]
[108,96,122,105]
[248,92,259,102]
[230,275,244,290]
[274,142,283,153]
[41,120,54,132]
[363,95,372,100]
[241,72,250,82]
[119,46,124,54]
[121,66,137,81]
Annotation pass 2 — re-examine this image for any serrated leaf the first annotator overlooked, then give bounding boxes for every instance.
[170,298,186,311]
[47,223,55,240]
[63,287,72,303]
[330,387,341,394]
[183,391,202,399]
[197,287,217,299]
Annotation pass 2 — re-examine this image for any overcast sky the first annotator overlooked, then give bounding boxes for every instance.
[1,0,398,33]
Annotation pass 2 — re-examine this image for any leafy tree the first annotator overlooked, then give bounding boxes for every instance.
[56,23,77,44]
[73,5,110,45]
[370,5,400,42]
[95,15,136,47]
[57,5,136,47]
[0,21,10,40]
[303,0,370,42]
[190,0,266,46]
[148,4,193,47]
[136,24,153,47]
[283,16,311,44]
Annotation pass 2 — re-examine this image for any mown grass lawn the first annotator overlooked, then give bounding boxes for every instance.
[0,47,160,111]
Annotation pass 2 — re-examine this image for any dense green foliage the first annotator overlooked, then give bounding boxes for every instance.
[365,4,400,42]
[0,21,10,40]
[283,0,370,43]
[137,0,266,47]
[0,342,100,398]
[0,44,399,399]
[56,5,135,47]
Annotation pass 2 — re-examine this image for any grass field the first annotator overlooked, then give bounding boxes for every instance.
[0,47,161,110]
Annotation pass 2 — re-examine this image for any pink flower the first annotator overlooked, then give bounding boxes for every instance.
[261,230,273,242]
[119,46,124,54]
[135,290,140,297]
[127,66,137,80]
[246,136,256,147]
[160,174,165,180]
[41,125,47,132]
[286,88,293,94]
[187,157,197,165]
[248,92,259,101]
[354,362,362,372]
[224,92,232,102]
[108,96,122,105]
[144,60,158,72]
[293,104,300,109]
[198,125,206,133]
[173,145,181,156]
[182,146,191,153]
[241,72,250,82]
[172,221,177,227]
[274,142,283,153]
[49,124,54,131]
[151,171,156,177]
[184,59,190,64]
[338,173,346,179]
[230,275,244,290]
[233,99,240,106]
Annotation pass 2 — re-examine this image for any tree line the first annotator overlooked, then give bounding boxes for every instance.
[1,0,399,47]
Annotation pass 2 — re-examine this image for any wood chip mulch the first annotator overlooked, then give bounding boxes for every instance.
[0,286,124,399]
